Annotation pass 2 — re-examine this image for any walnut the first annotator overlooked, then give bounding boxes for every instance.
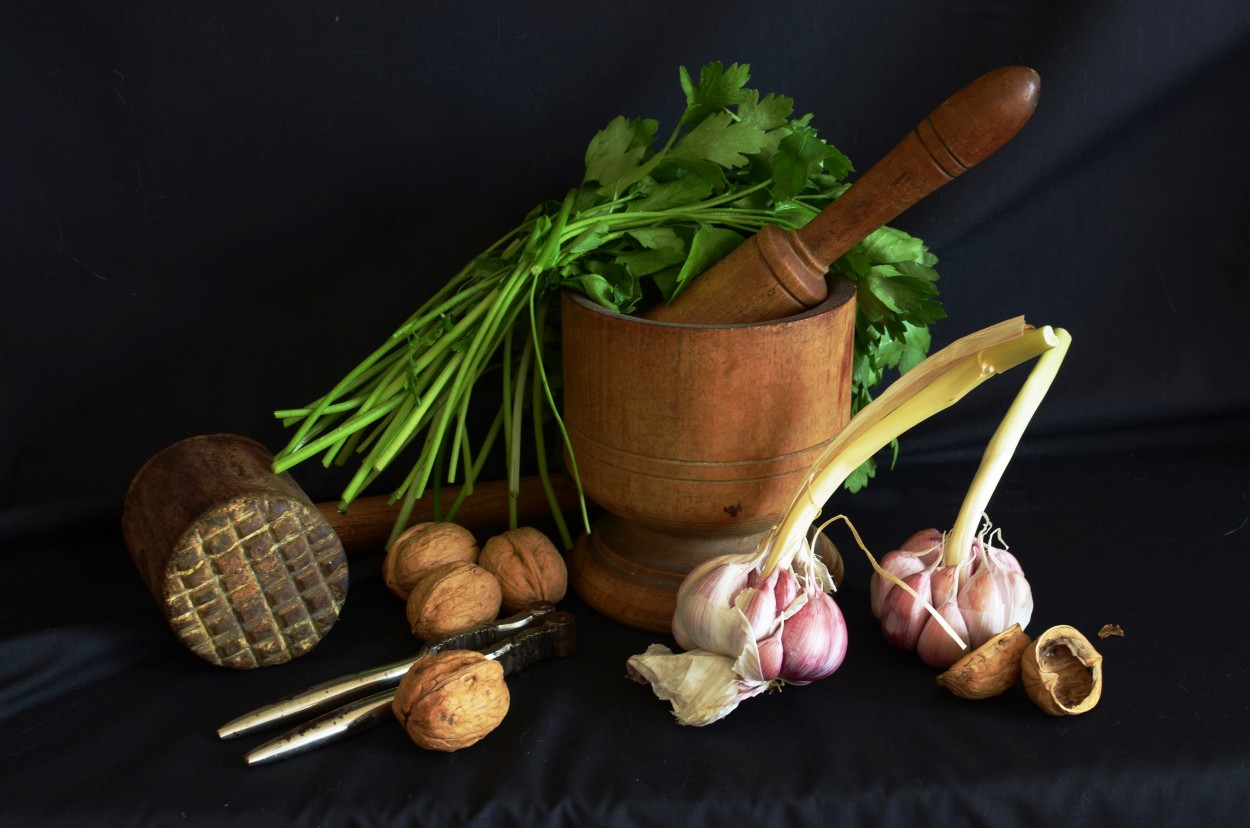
[478,527,567,613]
[405,561,502,640]
[383,522,479,600]
[1021,624,1104,716]
[391,650,509,751]
[936,624,1031,700]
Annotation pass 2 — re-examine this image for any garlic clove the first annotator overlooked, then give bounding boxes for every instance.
[1001,568,1034,631]
[928,565,962,607]
[916,593,970,669]
[671,609,693,652]
[672,561,778,686]
[985,546,1033,628]
[1021,625,1103,715]
[773,568,799,614]
[730,627,772,684]
[870,543,937,618]
[755,632,784,681]
[989,545,1025,575]
[914,564,969,667]
[880,570,933,651]
[672,558,757,656]
[734,569,780,641]
[900,528,945,554]
[956,565,1012,648]
[777,589,847,684]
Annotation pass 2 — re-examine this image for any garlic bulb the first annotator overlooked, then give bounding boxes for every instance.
[627,320,1067,724]
[871,523,1033,668]
[674,550,846,685]
[627,538,847,725]
[870,325,1068,669]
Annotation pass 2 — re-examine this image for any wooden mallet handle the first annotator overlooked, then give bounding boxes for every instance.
[642,66,1041,325]
[319,472,579,552]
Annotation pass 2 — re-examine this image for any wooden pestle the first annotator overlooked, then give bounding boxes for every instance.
[642,66,1041,325]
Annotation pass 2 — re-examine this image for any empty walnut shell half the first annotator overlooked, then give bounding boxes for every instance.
[936,624,1032,700]
[392,650,509,752]
[1021,624,1104,716]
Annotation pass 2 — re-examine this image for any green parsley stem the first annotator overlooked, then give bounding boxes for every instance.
[274,62,946,542]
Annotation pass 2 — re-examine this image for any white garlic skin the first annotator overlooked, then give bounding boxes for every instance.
[672,557,760,656]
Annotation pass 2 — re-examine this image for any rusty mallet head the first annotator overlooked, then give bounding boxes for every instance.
[121,433,349,670]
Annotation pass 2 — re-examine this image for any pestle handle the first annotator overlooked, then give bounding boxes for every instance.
[642,66,1040,325]
[794,65,1041,266]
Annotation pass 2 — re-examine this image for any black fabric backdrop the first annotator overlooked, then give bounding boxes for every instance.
[3,2,1249,826]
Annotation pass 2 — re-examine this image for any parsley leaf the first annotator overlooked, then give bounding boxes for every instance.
[737,90,794,131]
[671,111,769,169]
[860,225,927,264]
[583,116,659,197]
[771,126,853,201]
[679,62,753,127]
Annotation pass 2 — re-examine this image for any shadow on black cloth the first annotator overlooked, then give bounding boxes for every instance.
[3,1,1249,825]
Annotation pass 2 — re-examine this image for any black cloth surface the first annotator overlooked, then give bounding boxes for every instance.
[3,2,1249,826]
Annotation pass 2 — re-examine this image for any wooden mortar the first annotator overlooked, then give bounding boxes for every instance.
[562,281,856,633]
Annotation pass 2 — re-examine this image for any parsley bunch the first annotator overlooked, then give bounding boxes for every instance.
[272,62,945,545]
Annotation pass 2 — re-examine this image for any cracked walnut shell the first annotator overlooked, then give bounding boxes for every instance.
[384,522,480,600]
[405,561,502,640]
[936,624,1032,700]
[479,527,567,613]
[391,650,509,752]
[1021,624,1104,715]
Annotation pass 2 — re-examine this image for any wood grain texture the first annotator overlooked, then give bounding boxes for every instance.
[562,282,856,632]
[319,473,579,553]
